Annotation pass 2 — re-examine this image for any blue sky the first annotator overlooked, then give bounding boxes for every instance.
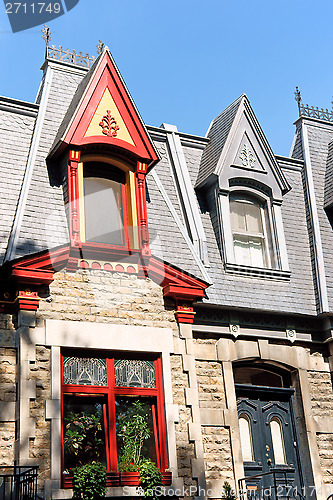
[0,0,332,156]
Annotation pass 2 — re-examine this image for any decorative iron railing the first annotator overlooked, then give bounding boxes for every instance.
[294,86,333,123]
[299,103,333,122]
[0,466,38,500]
[46,45,95,68]
[238,469,306,500]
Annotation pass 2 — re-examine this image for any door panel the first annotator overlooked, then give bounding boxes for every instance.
[237,386,303,496]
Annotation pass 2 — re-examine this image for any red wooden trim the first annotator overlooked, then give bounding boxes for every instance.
[103,401,110,471]
[114,386,157,396]
[155,358,167,471]
[68,152,81,248]
[11,268,54,285]
[59,53,158,164]
[60,353,168,475]
[148,256,209,291]
[136,168,151,257]
[61,355,65,475]
[121,182,130,249]
[151,403,160,469]
[108,358,118,472]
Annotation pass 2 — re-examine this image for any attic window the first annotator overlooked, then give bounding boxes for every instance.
[230,195,272,268]
[219,186,290,279]
[82,163,126,245]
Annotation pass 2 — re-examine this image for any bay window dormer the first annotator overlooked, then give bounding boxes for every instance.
[196,94,291,279]
[47,47,159,272]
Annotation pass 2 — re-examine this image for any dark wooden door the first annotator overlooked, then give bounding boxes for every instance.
[236,385,303,497]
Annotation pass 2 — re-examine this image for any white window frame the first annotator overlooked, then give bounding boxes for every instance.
[219,185,290,279]
[230,194,272,269]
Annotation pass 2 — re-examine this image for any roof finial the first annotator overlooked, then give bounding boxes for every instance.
[294,86,302,116]
[97,40,105,55]
[42,25,51,46]
[42,25,51,58]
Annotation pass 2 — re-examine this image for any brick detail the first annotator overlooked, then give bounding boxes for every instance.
[317,433,333,486]
[196,361,226,410]
[38,270,176,329]
[202,426,233,482]
[308,370,333,417]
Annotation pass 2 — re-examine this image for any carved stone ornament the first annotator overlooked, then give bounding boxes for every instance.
[286,329,296,342]
[239,144,256,168]
[230,323,240,337]
[99,109,120,137]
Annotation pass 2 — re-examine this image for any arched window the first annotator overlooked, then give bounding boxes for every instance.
[229,194,272,268]
[270,417,286,465]
[82,163,126,245]
[239,414,254,462]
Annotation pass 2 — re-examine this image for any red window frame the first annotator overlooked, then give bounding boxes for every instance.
[61,352,167,474]
[81,163,131,251]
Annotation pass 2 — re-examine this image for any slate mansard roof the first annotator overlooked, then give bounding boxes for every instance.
[1,46,333,318]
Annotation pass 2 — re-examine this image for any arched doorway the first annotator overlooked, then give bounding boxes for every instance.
[234,364,304,497]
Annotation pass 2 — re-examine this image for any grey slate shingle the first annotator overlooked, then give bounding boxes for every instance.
[0,108,36,264]
[196,95,243,188]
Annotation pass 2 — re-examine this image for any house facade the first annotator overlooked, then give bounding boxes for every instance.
[0,37,333,500]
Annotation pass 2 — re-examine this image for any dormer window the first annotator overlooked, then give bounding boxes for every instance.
[230,194,272,268]
[82,162,126,246]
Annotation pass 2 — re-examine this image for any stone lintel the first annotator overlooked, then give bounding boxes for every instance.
[199,408,225,426]
[313,416,333,433]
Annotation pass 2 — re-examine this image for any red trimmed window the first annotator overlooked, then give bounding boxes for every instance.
[61,352,167,480]
[81,163,128,246]
[77,160,140,250]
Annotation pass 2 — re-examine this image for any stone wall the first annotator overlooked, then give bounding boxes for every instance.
[202,426,233,485]
[307,367,333,485]
[29,346,51,488]
[317,433,333,486]
[0,347,16,465]
[38,270,176,330]
[196,360,226,410]
[0,313,16,346]
[170,354,196,487]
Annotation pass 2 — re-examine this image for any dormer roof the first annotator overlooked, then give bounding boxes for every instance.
[196,94,290,196]
[49,47,159,167]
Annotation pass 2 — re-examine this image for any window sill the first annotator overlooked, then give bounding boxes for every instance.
[62,471,172,489]
[224,263,291,281]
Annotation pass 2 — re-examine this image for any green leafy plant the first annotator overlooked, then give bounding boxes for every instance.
[72,462,107,500]
[221,480,237,500]
[138,458,162,499]
[116,400,151,471]
[64,410,104,466]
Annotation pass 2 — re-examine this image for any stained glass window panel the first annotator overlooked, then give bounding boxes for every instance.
[63,357,107,385]
[114,359,156,388]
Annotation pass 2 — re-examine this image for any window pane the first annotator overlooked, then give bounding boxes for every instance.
[230,201,246,232]
[84,177,124,245]
[114,359,156,388]
[63,357,107,385]
[234,236,265,267]
[245,203,263,233]
[116,396,157,470]
[249,239,265,267]
[270,418,286,464]
[63,395,107,470]
[234,237,251,266]
[239,415,253,462]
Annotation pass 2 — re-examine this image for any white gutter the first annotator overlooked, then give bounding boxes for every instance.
[151,169,211,283]
[162,123,209,265]
[300,122,329,313]
[5,63,54,262]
